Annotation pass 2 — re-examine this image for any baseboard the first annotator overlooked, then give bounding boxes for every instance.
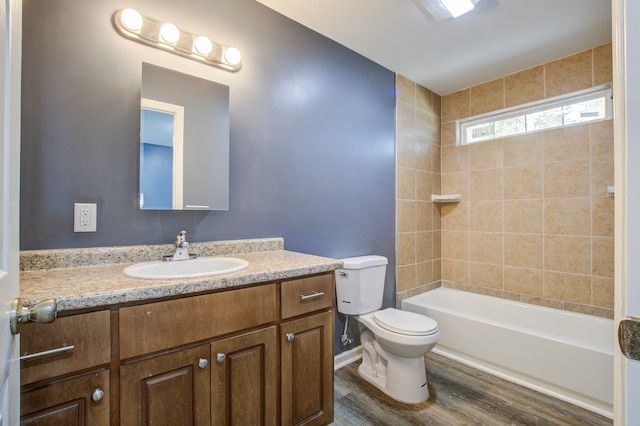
[334,345,362,371]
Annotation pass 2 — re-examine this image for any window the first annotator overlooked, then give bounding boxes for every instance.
[458,86,612,145]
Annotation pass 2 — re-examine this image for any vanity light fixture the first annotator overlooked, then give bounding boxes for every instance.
[113,8,242,71]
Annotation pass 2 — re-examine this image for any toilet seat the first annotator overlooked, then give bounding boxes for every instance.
[372,308,438,336]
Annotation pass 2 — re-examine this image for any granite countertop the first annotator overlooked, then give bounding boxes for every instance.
[20,238,342,312]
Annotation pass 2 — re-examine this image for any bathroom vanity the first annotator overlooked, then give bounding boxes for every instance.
[18,238,339,426]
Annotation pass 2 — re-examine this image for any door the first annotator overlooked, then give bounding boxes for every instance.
[210,326,278,425]
[0,0,22,424]
[613,0,640,424]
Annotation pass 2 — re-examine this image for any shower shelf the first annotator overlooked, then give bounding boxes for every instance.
[431,194,461,203]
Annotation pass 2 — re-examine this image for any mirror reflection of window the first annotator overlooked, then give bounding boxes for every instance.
[140,99,184,209]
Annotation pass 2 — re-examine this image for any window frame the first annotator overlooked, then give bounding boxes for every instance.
[457,85,613,146]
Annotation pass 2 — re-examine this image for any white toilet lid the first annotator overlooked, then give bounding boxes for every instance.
[372,308,438,336]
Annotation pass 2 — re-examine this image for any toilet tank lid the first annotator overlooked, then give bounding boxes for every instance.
[340,255,388,269]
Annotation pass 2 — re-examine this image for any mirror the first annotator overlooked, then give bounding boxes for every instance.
[140,63,230,210]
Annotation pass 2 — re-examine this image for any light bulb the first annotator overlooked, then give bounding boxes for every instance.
[160,23,180,44]
[440,0,475,18]
[223,47,242,66]
[194,36,213,56]
[121,8,143,32]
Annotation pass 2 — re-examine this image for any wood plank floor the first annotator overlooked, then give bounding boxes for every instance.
[332,352,612,425]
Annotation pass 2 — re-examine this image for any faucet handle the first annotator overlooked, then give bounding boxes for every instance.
[175,230,187,247]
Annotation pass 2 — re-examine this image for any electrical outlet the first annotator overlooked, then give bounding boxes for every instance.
[74,203,97,232]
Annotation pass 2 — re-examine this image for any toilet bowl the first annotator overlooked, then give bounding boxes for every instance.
[335,256,440,404]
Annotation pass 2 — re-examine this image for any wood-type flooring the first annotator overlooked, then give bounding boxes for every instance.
[332,352,612,426]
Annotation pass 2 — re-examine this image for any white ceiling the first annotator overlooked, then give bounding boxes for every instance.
[256,0,612,95]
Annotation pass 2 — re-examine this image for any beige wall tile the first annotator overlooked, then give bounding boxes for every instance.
[502,133,543,168]
[543,125,590,163]
[397,133,417,169]
[593,43,613,86]
[416,85,434,115]
[396,100,416,136]
[417,261,435,286]
[592,276,614,309]
[397,200,416,233]
[590,120,614,158]
[592,236,614,278]
[441,172,469,198]
[505,66,544,107]
[470,169,503,201]
[504,267,543,296]
[544,198,591,236]
[591,156,614,197]
[469,140,503,171]
[504,165,543,199]
[544,50,593,98]
[433,258,442,280]
[441,121,457,146]
[441,202,469,231]
[416,170,434,201]
[415,138,433,172]
[397,264,417,292]
[433,230,442,259]
[417,201,434,232]
[417,231,434,262]
[442,259,469,284]
[442,89,470,123]
[441,145,468,173]
[470,78,505,116]
[504,234,543,269]
[470,201,504,232]
[397,232,416,266]
[592,197,614,237]
[470,263,503,289]
[417,109,439,144]
[432,202,442,231]
[470,232,503,265]
[442,230,469,261]
[397,167,416,200]
[544,271,591,304]
[504,199,543,234]
[432,144,442,173]
[544,235,591,274]
[396,75,415,104]
[432,94,442,121]
[544,160,590,198]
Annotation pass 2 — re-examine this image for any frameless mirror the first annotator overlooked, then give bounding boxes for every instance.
[140,63,230,210]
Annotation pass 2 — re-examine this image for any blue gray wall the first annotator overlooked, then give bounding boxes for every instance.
[21,0,396,354]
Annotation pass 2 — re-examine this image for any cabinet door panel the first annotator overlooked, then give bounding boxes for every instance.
[120,345,210,426]
[211,326,277,426]
[21,370,110,426]
[281,311,334,426]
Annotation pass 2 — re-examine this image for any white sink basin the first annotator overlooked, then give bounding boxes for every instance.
[123,256,249,280]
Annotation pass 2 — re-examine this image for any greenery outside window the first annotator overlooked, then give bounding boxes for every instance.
[458,86,612,145]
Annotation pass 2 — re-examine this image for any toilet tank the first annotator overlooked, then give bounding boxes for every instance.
[335,255,388,315]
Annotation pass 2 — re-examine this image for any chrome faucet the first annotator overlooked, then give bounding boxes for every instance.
[163,230,197,261]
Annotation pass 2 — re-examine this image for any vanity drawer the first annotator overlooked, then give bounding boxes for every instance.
[21,310,111,385]
[281,274,334,319]
[119,283,278,359]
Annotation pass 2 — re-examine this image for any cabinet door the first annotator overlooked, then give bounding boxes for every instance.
[281,311,334,426]
[211,326,278,426]
[21,370,110,426]
[120,345,210,426]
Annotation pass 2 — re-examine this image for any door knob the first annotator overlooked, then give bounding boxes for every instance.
[10,298,57,335]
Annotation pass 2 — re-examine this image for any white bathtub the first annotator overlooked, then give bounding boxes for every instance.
[401,287,614,418]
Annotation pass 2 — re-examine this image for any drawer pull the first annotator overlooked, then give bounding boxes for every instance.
[91,388,104,402]
[20,344,75,361]
[198,358,209,369]
[300,291,324,301]
[216,353,226,363]
[286,333,295,342]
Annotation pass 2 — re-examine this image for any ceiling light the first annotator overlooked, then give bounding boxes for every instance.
[412,0,480,22]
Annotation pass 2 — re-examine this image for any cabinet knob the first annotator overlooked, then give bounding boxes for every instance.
[198,358,208,369]
[216,353,226,363]
[286,333,295,342]
[91,388,104,402]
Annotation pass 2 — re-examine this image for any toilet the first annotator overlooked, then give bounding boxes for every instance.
[335,255,439,404]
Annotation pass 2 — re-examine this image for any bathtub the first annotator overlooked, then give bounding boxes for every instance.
[401,287,614,418]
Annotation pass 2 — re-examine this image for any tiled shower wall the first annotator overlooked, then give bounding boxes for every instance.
[395,76,442,305]
[439,43,614,318]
